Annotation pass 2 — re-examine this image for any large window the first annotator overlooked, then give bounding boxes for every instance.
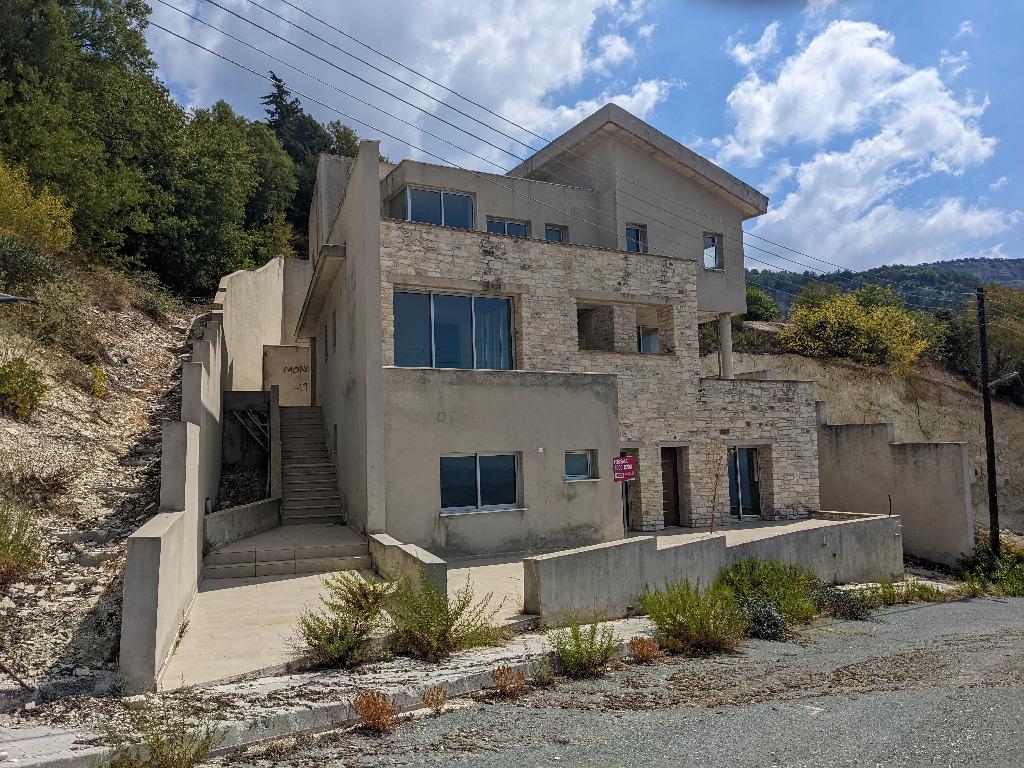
[394,291,513,370]
[390,187,475,230]
[703,233,724,270]
[487,218,529,237]
[625,224,648,253]
[440,453,519,512]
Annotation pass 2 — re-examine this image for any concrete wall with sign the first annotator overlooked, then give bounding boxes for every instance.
[263,345,311,406]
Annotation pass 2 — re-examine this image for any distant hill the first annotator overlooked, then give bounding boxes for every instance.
[747,257,1024,316]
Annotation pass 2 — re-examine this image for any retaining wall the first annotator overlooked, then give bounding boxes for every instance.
[368,533,447,594]
[204,499,281,549]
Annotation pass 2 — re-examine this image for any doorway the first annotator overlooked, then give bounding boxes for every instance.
[727,446,761,518]
[660,447,681,527]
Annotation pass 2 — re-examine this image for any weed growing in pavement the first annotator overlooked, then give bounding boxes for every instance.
[490,664,528,698]
[954,544,1024,598]
[421,684,448,715]
[639,581,748,654]
[627,636,660,663]
[717,558,820,625]
[353,690,400,733]
[386,572,505,662]
[0,501,43,585]
[811,584,874,621]
[527,652,557,687]
[865,578,948,606]
[95,688,221,768]
[547,617,621,678]
[295,572,391,668]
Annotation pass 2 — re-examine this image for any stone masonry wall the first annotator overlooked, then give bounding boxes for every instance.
[379,219,819,531]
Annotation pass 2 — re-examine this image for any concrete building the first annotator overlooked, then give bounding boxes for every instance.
[298,103,821,556]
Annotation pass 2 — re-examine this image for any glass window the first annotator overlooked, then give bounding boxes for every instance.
[486,219,505,235]
[479,454,517,506]
[394,292,432,366]
[387,191,407,220]
[442,191,474,229]
[626,225,648,253]
[440,453,518,511]
[487,218,529,237]
[409,187,442,225]
[564,451,593,481]
[432,294,473,368]
[637,325,660,354]
[394,291,513,370]
[704,233,723,270]
[474,296,512,370]
[544,225,566,243]
[440,455,478,510]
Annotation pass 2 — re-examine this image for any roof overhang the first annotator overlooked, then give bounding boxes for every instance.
[295,243,345,338]
[509,103,769,220]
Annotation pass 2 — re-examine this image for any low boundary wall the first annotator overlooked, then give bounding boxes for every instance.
[204,499,281,549]
[368,533,447,594]
[523,513,903,623]
[816,402,973,566]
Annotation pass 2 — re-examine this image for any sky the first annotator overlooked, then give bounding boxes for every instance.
[146,0,1024,272]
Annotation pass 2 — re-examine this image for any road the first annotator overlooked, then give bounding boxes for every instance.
[219,598,1024,768]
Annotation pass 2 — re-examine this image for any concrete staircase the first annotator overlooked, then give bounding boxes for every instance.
[202,524,370,579]
[280,406,344,525]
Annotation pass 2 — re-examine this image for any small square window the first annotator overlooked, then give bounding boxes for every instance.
[565,450,595,481]
[487,217,529,237]
[625,225,648,253]
[703,233,724,270]
[544,225,567,243]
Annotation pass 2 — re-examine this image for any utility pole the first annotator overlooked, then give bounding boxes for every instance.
[976,286,1000,556]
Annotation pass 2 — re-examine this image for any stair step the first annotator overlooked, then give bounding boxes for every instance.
[282,513,346,526]
[282,502,343,514]
[284,489,341,502]
[206,542,368,566]
[203,555,370,579]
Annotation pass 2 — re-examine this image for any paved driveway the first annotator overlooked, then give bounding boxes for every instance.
[217,597,1024,768]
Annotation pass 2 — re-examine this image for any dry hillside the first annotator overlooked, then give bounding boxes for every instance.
[702,353,1024,532]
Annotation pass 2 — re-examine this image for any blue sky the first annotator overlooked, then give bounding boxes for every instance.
[148,0,1023,271]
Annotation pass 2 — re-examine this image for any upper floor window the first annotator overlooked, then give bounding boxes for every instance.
[703,233,724,270]
[637,325,660,354]
[394,291,513,370]
[625,224,648,253]
[544,224,567,243]
[487,218,529,238]
[389,187,475,230]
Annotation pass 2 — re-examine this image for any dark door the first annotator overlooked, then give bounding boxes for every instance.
[728,447,761,518]
[661,447,681,527]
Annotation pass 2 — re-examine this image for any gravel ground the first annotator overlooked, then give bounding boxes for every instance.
[221,598,1024,768]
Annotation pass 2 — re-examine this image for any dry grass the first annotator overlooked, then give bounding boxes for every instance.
[490,664,528,698]
[627,636,660,663]
[421,684,448,715]
[353,690,400,733]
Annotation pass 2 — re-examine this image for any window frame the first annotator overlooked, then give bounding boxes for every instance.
[394,289,515,370]
[703,232,724,271]
[544,224,568,243]
[564,450,596,482]
[636,325,660,354]
[440,452,521,514]
[486,217,530,238]
[396,186,476,230]
[625,224,648,253]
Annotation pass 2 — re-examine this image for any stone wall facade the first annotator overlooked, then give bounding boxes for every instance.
[379,218,819,532]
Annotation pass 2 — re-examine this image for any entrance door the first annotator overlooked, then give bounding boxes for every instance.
[661,447,681,527]
[727,446,761,518]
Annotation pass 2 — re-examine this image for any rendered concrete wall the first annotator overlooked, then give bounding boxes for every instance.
[181,321,224,516]
[367,533,447,594]
[817,417,974,566]
[523,514,903,623]
[263,345,311,406]
[204,499,281,549]
[383,367,622,556]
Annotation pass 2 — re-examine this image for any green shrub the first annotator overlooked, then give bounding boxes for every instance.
[744,286,780,321]
[131,272,182,324]
[2,281,101,361]
[0,502,43,586]
[638,581,748,655]
[812,584,874,620]
[0,234,55,291]
[739,597,787,640]
[295,572,391,668]
[0,357,47,420]
[96,687,221,768]
[717,558,820,626]
[955,545,1024,598]
[0,464,76,508]
[386,572,505,662]
[88,363,109,399]
[865,578,950,606]
[547,617,621,677]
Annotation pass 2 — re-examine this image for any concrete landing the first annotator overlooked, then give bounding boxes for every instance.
[447,553,537,627]
[204,523,370,579]
[160,571,372,690]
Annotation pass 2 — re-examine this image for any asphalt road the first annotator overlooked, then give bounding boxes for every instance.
[221,598,1024,768]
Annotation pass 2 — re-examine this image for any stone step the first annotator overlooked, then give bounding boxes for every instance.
[202,554,370,580]
[282,500,343,514]
[205,541,368,566]
[282,476,338,488]
[281,513,346,526]
[281,451,329,460]
[283,487,341,501]
[279,436,327,445]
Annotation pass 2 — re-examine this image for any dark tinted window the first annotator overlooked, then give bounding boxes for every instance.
[564,452,591,479]
[432,294,473,368]
[440,456,478,509]
[442,192,474,229]
[394,292,432,366]
[409,188,442,225]
[506,221,528,238]
[486,219,505,235]
[545,225,565,242]
[479,454,517,506]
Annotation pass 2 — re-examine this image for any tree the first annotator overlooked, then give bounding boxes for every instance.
[744,286,780,321]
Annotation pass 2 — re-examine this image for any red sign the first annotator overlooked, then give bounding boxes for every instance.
[612,455,637,483]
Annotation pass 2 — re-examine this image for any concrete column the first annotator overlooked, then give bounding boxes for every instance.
[718,312,734,380]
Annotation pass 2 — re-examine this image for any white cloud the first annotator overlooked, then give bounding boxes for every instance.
[638,23,656,40]
[591,33,634,73]
[147,0,657,167]
[727,22,781,68]
[990,176,1009,191]
[804,0,839,16]
[940,49,970,78]
[955,20,976,39]
[760,159,794,195]
[715,20,1012,269]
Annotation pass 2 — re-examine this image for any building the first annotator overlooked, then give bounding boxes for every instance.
[298,103,821,557]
